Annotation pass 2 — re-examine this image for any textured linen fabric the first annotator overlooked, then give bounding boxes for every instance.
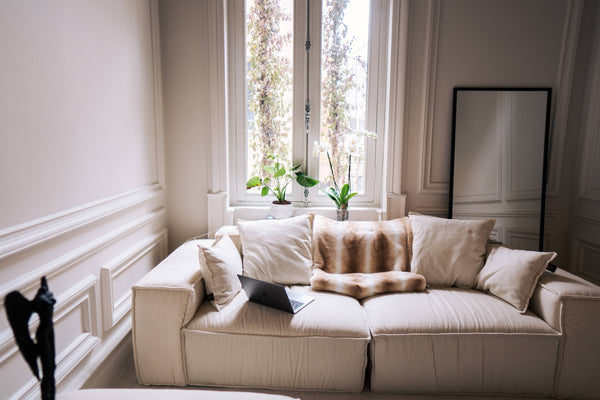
[310,269,425,299]
[476,244,557,312]
[363,288,559,394]
[184,286,369,391]
[313,215,412,274]
[529,268,600,399]
[238,214,314,285]
[214,225,242,253]
[198,234,243,310]
[186,285,369,338]
[409,213,495,288]
[132,239,209,386]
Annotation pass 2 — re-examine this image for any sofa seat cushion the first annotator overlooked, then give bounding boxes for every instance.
[364,289,560,395]
[364,288,558,335]
[186,285,370,338]
[182,286,370,391]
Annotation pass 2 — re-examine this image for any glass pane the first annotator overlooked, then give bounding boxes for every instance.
[246,0,294,184]
[319,0,370,194]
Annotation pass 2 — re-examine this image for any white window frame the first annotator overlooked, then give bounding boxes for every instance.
[227,0,390,207]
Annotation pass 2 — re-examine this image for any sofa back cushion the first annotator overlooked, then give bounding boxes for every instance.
[238,214,314,285]
[409,213,495,288]
[312,215,413,274]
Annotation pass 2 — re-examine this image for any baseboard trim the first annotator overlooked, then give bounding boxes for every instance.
[82,331,134,390]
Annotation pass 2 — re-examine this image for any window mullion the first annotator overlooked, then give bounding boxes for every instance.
[306,0,323,204]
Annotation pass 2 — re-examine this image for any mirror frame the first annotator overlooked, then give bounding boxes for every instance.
[449,87,552,251]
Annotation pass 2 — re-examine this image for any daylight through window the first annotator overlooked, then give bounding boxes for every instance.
[230,0,388,205]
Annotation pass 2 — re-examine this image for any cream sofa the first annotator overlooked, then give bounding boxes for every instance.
[132,225,600,399]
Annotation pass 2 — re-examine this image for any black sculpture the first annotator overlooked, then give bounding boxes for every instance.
[5,276,56,400]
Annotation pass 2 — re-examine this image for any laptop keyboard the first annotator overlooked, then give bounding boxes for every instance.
[289,299,303,310]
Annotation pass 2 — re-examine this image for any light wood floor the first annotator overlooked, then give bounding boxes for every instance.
[109,357,551,400]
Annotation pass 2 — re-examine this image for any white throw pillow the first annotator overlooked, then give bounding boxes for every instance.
[409,213,495,288]
[238,214,314,285]
[198,234,243,310]
[476,244,557,313]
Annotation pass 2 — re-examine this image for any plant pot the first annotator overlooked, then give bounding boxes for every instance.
[337,205,349,221]
[269,201,294,219]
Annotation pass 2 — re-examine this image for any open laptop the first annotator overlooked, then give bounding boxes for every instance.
[238,275,315,314]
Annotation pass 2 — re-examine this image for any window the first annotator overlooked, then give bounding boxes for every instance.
[228,0,389,206]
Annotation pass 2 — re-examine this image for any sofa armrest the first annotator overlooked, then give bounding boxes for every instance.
[529,268,600,399]
[132,239,212,386]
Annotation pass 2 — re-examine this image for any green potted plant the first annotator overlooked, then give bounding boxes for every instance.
[313,130,376,221]
[321,151,356,221]
[246,155,319,219]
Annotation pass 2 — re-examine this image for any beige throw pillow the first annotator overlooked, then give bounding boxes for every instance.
[313,215,413,274]
[238,214,314,285]
[409,213,495,288]
[198,234,243,310]
[476,244,557,312]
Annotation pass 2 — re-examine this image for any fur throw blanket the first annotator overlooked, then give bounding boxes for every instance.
[311,216,425,299]
[313,216,413,274]
[311,269,426,300]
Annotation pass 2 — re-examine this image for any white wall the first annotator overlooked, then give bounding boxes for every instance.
[159,1,598,271]
[0,1,167,398]
[557,0,600,284]
[159,0,211,250]
[402,0,567,216]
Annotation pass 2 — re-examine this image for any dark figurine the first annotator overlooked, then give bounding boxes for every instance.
[5,276,56,400]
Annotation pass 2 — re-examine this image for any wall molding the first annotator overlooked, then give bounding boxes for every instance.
[576,212,600,226]
[101,229,167,331]
[547,0,584,197]
[418,0,444,195]
[571,237,600,284]
[0,183,164,263]
[505,228,540,249]
[0,207,166,303]
[454,211,541,219]
[414,206,447,218]
[576,12,600,202]
[2,275,100,400]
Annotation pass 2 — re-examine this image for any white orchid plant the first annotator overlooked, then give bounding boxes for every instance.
[313,130,377,209]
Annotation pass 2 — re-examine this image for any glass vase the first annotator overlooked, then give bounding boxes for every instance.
[336,206,349,221]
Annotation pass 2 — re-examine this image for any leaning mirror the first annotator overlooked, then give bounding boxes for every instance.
[449,88,551,251]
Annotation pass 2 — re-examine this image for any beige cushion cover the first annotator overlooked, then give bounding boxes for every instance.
[132,239,209,386]
[476,245,557,312]
[310,269,426,299]
[198,234,243,310]
[238,214,314,285]
[529,269,600,399]
[409,213,494,288]
[313,215,412,274]
[364,288,559,394]
[214,225,242,254]
[184,286,369,391]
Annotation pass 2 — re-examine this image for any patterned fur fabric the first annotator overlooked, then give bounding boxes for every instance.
[311,269,426,300]
[313,215,413,274]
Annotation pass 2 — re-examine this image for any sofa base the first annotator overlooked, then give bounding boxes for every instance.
[369,334,558,395]
[183,331,368,392]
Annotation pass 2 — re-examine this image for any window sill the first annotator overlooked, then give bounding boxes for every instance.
[226,205,386,223]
